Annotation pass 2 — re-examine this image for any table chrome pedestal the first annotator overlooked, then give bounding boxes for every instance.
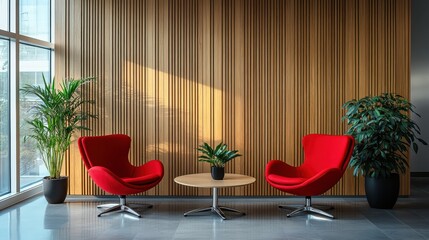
[183,187,244,220]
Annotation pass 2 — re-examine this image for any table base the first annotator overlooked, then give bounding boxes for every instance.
[183,187,245,220]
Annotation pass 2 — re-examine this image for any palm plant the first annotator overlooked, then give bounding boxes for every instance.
[21,76,96,179]
[342,93,427,177]
[197,142,241,167]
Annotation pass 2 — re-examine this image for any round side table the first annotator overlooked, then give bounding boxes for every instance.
[174,173,256,220]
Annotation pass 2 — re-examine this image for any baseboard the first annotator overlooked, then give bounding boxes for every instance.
[411,172,429,177]
[0,184,43,211]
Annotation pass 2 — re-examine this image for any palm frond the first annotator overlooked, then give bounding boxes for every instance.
[21,75,97,179]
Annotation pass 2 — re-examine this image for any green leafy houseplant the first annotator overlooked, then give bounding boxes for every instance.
[342,93,427,178]
[21,76,96,179]
[197,142,241,167]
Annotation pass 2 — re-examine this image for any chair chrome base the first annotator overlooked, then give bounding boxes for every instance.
[97,195,153,218]
[279,196,334,219]
[184,188,245,220]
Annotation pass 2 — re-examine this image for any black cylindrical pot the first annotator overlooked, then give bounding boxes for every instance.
[211,166,225,180]
[365,173,399,209]
[43,176,68,204]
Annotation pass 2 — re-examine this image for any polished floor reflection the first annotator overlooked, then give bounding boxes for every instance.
[1,177,428,240]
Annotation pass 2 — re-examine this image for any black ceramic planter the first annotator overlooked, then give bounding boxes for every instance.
[211,166,225,180]
[365,173,399,209]
[43,176,68,204]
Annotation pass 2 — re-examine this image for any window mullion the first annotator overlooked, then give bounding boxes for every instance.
[19,35,54,49]
[10,40,19,194]
[9,0,16,34]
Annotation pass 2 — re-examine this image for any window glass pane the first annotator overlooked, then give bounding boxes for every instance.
[0,0,8,30]
[0,39,10,196]
[20,0,50,42]
[19,44,50,188]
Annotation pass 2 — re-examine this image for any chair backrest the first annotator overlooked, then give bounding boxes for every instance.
[78,134,134,177]
[301,134,354,174]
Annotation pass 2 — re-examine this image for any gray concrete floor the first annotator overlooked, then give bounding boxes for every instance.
[0,177,428,240]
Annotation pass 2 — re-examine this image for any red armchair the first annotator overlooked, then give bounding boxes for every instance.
[78,134,164,217]
[265,134,354,218]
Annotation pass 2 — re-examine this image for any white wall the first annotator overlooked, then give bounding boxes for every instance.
[411,0,429,172]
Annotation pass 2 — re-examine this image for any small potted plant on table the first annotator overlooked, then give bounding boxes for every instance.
[342,93,426,208]
[197,142,241,180]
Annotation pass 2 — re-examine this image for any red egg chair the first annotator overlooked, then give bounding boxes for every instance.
[78,134,164,217]
[265,134,354,218]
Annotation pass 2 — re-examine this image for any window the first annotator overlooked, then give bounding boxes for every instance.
[20,0,50,41]
[0,0,8,31]
[0,0,53,199]
[19,44,51,188]
[0,39,10,196]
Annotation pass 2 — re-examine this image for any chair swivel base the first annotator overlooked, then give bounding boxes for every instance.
[97,195,153,218]
[279,196,334,219]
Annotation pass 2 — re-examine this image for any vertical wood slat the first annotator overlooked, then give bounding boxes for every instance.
[56,0,411,196]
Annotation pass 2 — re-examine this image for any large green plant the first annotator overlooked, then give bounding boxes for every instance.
[342,93,427,177]
[197,142,241,167]
[21,76,96,179]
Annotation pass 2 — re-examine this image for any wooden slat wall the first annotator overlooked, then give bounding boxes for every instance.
[55,0,411,196]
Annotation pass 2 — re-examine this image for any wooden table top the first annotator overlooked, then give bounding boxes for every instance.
[174,173,256,188]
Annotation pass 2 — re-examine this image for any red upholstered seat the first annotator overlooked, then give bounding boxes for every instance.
[123,173,161,185]
[266,174,307,186]
[78,134,164,217]
[265,134,354,218]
